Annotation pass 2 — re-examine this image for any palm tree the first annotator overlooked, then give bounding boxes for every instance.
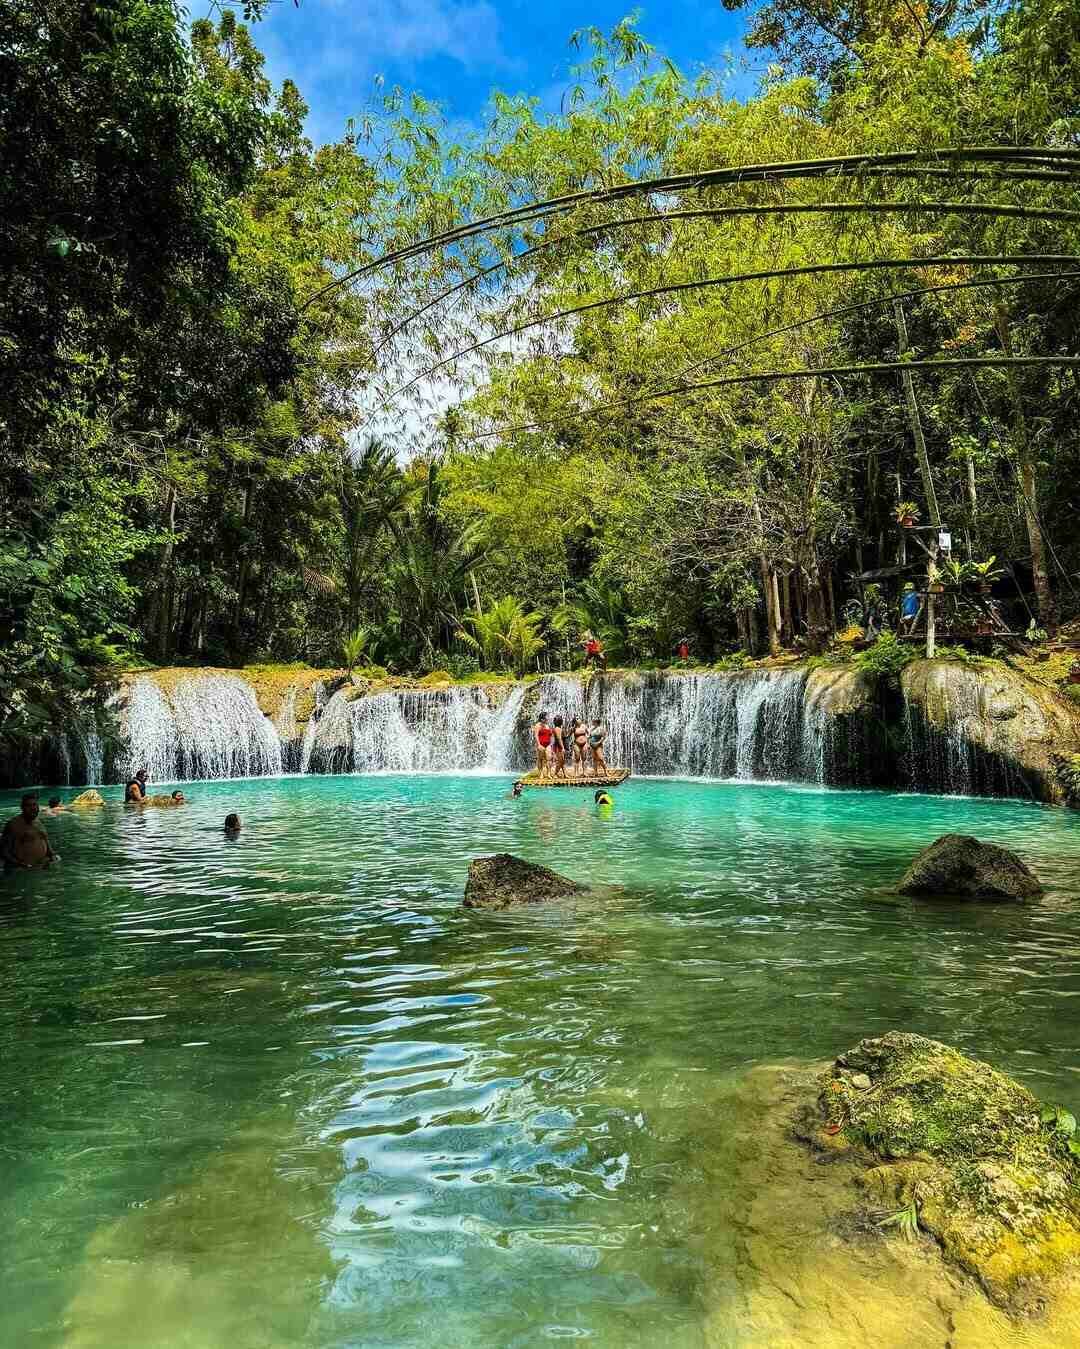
[460,596,545,675]
[391,460,489,667]
[335,439,414,632]
[341,625,370,676]
[552,580,629,665]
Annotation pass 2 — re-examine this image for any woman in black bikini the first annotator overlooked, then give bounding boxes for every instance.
[551,716,567,779]
[571,718,589,776]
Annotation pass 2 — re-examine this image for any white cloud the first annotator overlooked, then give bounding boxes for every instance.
[257,0,517,145]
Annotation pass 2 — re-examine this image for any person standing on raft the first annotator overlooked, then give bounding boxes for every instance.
[533,711,554,777]
[2,794,58,870]
[589,720,609,777]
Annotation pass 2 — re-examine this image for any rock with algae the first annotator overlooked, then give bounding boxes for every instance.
[464,853,585,910]
[898,833,1044,901]
[69,789,105,806]
[800,1032,1080,1311]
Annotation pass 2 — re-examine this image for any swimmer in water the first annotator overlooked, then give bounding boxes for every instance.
[510,782,523,799]
[594,789,614,808]
[171,790,186,804]
[2,793,59,869]
[224,813,241,836]
[46,796,67,814]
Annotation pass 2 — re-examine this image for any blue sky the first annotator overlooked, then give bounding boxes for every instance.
[243,0,764,147]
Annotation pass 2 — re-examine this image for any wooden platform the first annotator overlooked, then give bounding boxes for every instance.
[515,768,630,790]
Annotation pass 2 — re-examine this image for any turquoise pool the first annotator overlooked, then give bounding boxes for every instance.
[2,775,1079,1346]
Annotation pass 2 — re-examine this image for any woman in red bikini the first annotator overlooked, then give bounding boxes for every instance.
[533,712,554,776]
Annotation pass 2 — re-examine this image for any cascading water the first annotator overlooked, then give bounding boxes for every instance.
[117,675,282,782]
[303,684,528,774]
[43,664,1025,799]
[531,669,828,782]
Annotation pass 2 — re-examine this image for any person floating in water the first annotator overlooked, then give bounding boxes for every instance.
[594,788,614,808]
[125,770,149,803]
[2,793,59,870]
[509,782,523,799]
[224,813,241,835]
[533,710,553,777]
[171,791,186,805]
[46,796,67,814]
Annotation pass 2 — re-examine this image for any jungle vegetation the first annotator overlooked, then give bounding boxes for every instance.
[3,0,1080,768]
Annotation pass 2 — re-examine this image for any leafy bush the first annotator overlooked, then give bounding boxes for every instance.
[1061,685,1080,706]
[853,632,917,683]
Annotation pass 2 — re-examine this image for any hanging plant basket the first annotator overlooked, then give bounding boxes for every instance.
[900,515,916,528]
[977,581,992,595]
[976,620,993,635]
[929,582,945,594]
[1068,665,1080,684]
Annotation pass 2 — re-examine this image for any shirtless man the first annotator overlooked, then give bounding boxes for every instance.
[2,794,58,870]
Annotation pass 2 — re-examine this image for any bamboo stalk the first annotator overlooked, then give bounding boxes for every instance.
[377,255,1080,412]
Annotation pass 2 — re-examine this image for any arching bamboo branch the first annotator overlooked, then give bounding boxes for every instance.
[374,254,1080,414]
[467,357,1080,441]
[301,146,1080,311]
[373,200,1080,355]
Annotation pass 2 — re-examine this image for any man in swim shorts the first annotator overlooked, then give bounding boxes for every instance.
[589,720,608,776]
[2,794,58,870]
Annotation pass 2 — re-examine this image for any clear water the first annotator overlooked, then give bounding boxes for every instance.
[3,775,1080,1348]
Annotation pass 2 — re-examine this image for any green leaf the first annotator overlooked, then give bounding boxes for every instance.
[1058,1110,1077,1138]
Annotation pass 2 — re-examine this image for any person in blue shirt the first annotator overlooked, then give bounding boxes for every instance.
[901,582,921,633]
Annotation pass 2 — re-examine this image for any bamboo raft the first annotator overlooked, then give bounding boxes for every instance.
[515,768,630,790]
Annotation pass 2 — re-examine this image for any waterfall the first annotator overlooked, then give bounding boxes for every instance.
[46,663,1022,797]
[531,669,823,782]
[118,675,282,782]
[303,683,528,774]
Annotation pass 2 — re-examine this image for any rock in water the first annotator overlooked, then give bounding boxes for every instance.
[69,789,105,807]
[464,853,585,910]
[898,832,1043,900]
[799,1032,1080,1312]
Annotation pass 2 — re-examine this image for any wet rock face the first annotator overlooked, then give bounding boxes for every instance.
[801,1032,1080,1311]
[901,659,1080,801]
[464,853,585,910]
[898,832,1043,901]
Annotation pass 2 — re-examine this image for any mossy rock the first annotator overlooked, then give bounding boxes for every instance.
[799,1033,1080,1309]
[418,670,454,687]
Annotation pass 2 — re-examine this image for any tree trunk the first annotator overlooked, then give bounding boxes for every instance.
[232,481,254,655]
[780,570,793,645]
[155,486,177,661]
[992,303,1056,631]
[893,300,941,527]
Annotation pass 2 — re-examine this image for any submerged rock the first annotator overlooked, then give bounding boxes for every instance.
[799,1032,1080,1311]
[69,789,105,807]
[898,833,1043,900]
[464,853,585,910]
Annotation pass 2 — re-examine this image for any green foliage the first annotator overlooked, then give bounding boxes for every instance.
[876,1201,920,1241]
[460,596,546,675]
[341,627,371,675]
[854,633,918,683]
[1040,1104,1080,1159]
